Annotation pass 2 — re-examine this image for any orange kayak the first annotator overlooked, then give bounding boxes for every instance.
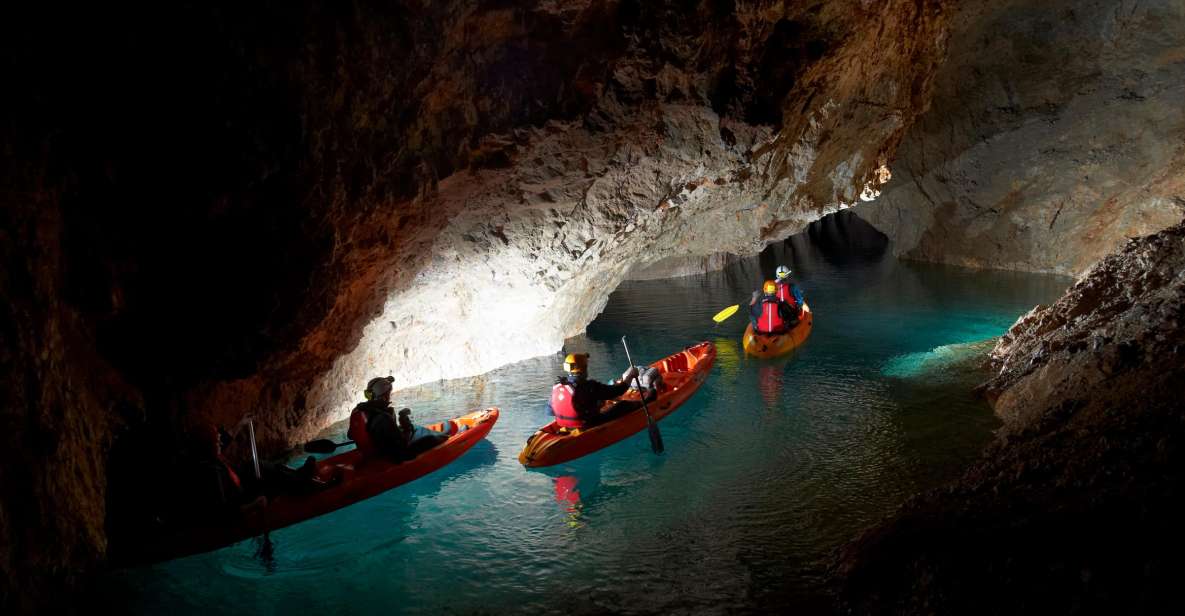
[518,342,715,468]
[122,407,499,566]
[743,302,813,358]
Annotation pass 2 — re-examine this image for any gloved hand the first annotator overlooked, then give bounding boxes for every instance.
[397,408,414,433]
[621,365,639,383]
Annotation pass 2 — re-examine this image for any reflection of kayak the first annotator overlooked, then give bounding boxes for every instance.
[743,302,813,358]
[518,342,716,468]
[123,408,499,566]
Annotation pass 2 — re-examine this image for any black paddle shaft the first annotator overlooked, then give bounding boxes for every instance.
[621,336,664,455]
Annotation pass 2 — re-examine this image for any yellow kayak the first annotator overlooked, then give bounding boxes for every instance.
[742,302,813,358]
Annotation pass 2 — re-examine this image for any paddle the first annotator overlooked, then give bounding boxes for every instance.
[304,439,355,454]
[246,418,275,564]
[712,304,740,323]
[621,336,664,455]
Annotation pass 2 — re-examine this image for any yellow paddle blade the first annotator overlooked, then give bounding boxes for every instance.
[712,304,740,323]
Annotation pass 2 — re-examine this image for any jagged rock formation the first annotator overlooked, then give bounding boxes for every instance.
[857,0,1185,276]
[835,221,1185,614]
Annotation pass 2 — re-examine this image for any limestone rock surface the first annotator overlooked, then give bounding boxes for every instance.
[858,0,1185,275]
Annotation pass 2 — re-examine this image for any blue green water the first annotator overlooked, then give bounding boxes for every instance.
[103,229,1068,614]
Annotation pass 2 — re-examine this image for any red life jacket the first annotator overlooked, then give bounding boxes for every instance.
[348,408,378,456]
[776,281,797,308]
[550,382,584,429]
[757,299,787,334]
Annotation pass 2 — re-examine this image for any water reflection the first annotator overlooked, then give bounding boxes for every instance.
[554,476,584,528]
[758,364,784,409]
[712,336,742,383]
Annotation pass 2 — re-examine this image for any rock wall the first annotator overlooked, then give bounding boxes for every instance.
[0,197,141,613]
[857,0,1185,276]
[835,221,1185,614]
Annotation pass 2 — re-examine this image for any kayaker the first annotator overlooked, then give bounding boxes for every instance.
[186,423,326,521]
[192,421,324,507]
[749,280,796,334]
[549,353,654,430]
[774,265,805,312]
[349,376,446,461]
[190,423,256,517]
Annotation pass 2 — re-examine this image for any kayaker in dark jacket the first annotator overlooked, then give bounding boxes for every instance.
[349,376,447,461]
[549,353,653,429]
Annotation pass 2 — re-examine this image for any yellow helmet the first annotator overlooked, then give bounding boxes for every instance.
[762,280,777,295]
[563,353,588,374]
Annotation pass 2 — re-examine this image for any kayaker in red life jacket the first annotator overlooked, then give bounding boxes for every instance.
[348,376,447,461]
[549,353,655,430]
[749,280,797,334]
[774,265,805,313]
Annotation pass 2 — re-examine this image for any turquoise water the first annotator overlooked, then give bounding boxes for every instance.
[102,229,1068,614]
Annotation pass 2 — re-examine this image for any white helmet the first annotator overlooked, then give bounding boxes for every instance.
[365,376,395,401]
[775,265,791,280]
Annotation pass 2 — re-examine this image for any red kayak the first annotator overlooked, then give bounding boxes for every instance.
[121,407,499,566]
[518,342,716,467]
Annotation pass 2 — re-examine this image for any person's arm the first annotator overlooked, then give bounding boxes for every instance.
[590,378,631,401]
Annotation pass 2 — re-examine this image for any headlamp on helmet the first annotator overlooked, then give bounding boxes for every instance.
[563,353,589,375]
[364,376,395,401]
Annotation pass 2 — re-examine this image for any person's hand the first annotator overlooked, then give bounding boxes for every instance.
[622,366,639,382]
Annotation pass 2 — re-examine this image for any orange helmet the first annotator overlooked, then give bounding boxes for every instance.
[762,280,777,295]
[563,353,589,374]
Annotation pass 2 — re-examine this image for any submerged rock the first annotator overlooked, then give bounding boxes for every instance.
[882,338,996,383]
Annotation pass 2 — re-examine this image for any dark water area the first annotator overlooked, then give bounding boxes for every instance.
[101,214,1070,614]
